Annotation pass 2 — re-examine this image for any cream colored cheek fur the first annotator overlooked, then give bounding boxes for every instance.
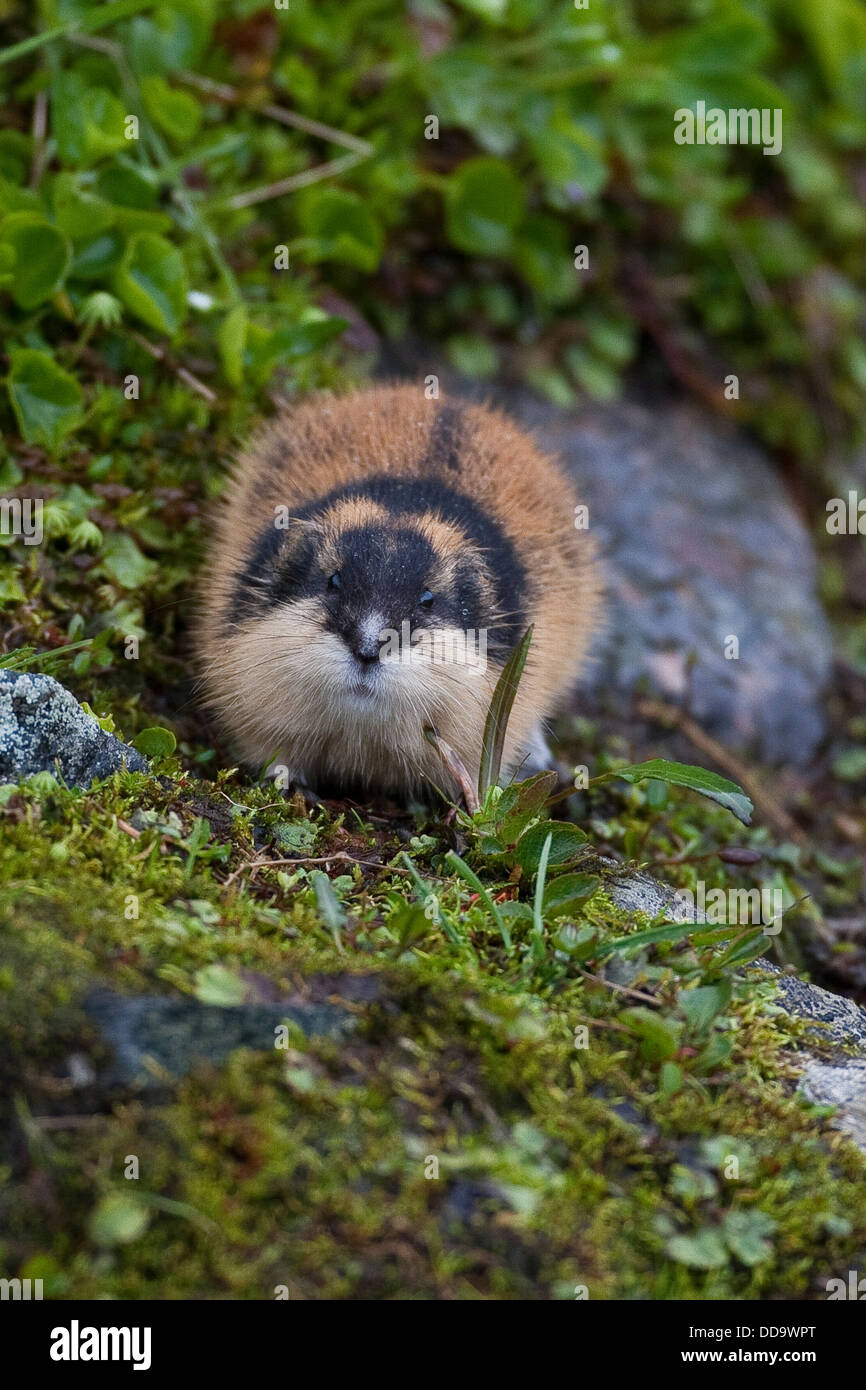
[206,603,500,789]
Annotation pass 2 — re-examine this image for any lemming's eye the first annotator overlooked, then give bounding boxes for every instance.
[419,590,434,608]
[328,572,341,590]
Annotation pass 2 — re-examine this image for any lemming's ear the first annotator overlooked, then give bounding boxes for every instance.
[267,512,325,604]
[271,506,320,536]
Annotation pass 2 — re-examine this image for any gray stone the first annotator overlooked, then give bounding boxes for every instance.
[603,864,698,923]
[0,670,148,787]
[83,990,355,1087]
[378,345,832,764]
[800,1061,866,1151]
[600,861,866,1153]
[753,964,866,1051]
[518,392,831,765]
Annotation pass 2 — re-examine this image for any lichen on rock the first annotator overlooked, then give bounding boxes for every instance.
[0,671,148,788]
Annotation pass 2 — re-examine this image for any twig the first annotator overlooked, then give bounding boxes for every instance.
[117,817,142,839]
[178,70,373,155]
[635,696,809,848]
[221,851,411,891]
[578,967,660,1006]
[28,89,48,188]
[176,70,374,211]
[129,331,217,403]
[572,1014,637,1035]
[33,1115,107,1130]
[226,152,369,210]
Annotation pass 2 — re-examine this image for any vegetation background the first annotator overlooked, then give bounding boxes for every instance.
[0,0,865,1300]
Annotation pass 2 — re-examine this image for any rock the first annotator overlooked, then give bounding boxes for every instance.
[601,864,697,923]
[82,974,382,1087]
[0,670,148,787]
[756,965,866,1051]
[799,1061,866,1152]
[755,964,866,1152]
[377,345,832,764]
[601,862,866,1154]
[523,392,831,765]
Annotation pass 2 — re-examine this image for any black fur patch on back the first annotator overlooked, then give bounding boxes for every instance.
[227,474,528,657]
[422,404,463,472]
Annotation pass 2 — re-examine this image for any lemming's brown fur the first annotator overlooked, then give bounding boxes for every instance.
[196,384,602,798]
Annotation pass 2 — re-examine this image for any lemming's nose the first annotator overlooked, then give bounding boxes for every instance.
[351,635,381,665]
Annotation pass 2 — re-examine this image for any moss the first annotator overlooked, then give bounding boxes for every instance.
[1,761,865,1300]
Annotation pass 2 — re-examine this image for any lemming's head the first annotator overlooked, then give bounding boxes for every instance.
[225,477,528,720]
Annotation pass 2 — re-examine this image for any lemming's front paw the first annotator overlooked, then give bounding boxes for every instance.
[265,760,322,805]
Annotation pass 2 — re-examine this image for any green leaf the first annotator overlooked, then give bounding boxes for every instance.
[0,213,71,308]
[310,870,346,951]
[297,187,383,272]
[387,902,429,958]
[445,156,524,257]
[678,979,731,1032]
[193,963,247,1007]
[513,820,587,874]
[478,624,534,797]
[6,349,83,450]
[542,872,599,917]
[0,241,13,291]
[710,928,767,972]
[426,47,516,156]
[833,747,866,781]
[133,726,176,758]
[97,163,159,210]
[446,333,499,378]
[494,769,557,843]
[267,316,346,359]
[526,109,608,205]
[598,920,698,958]
[89,1193,150,1247]
[100,532,157,589]
[140,75,202,143]
[0,176,40,216]
[114,231,188,335]
[127,7,211,78]
[552,922,599,959]
[659,1060,683,1097]
[218,304,247,386]
[52,75,127,166]
[621,1006,682,1061]
[721,1209,776,1266]
[52,171,116,240]
[455,0,507,19]
[596,759,753,825]
[513,212,576,304]
[666,1226,729,1270]
[69,231,125,281]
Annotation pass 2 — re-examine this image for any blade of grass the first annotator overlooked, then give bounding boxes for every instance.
[530,829,553,962]
[596,920,700,958]
[0,0,157,68]
[445,850,512,953]
[0,637,95,672]
[478,625,534,799]
[400,852,463,945]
